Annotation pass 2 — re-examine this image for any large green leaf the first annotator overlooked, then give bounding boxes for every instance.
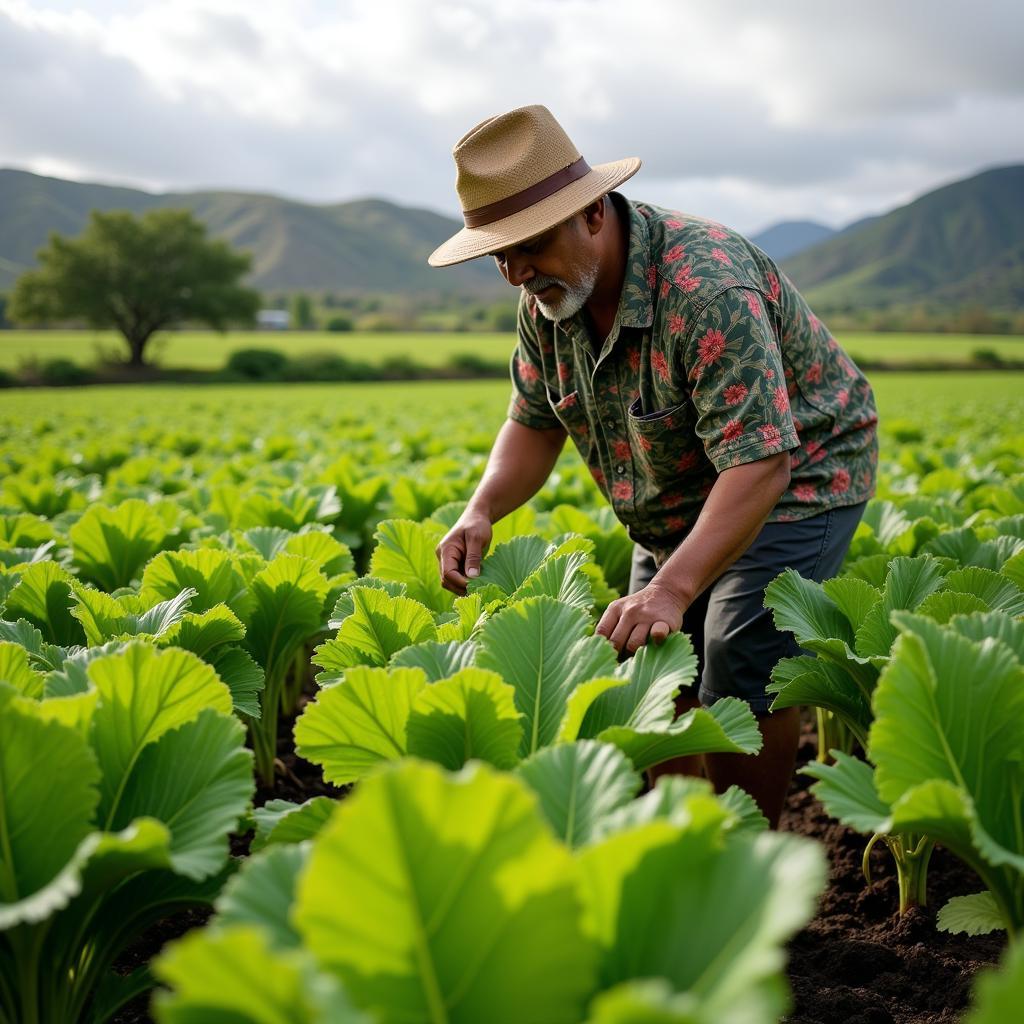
[141,548,252,618]
[86,642,234,827]
[1002,549,1024,588]
[768,655,872,744]
[369,518,453,614]
[580,632,698,738]
[801,752,892,833]
[0,817,171,930]
[598,698,762,774]
[294,760,598,1024]
[72,585,197,645]
[434,593,487,643]
[511,548,594,610]
[252,798,336,853]
[245,554,329,682]
[107,709,253,880]
[942,565,1024,616]
[947,610,1024,662]
[4,560,84,646]
[585,979,704,1023]
[154,925,366,1024]
[592,776,768,842]
[43,640,127,698]
[0,639,45,698]
[216,844,312,949]
[210,647,265,718]
[854,555,947,658]
[913,589,990,624]
[763,568,855,647]
[69,498,168,589]
[329,578,408,629]
[963,940,1024,1024]
[870,615,1024,930]
[0,697,99,907]
[389,639,477,680]
[468,535,549,596]
[516,741,641,847]
[938,891,1004,937]
[405,667,523,770]
[577,806,824,1022]
[477,596,617,757]
[158,604,246,658]
[294,666,427,784]
[314,587,435,679]
[820,576,881,631]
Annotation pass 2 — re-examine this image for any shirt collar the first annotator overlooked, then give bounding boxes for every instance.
[560,192,654,352]
[615,193,655,330]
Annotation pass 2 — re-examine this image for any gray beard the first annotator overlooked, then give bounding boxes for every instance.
[526,253,600,322]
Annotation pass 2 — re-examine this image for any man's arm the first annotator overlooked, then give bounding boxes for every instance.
[437,418,567,594]
[596,451,791,652]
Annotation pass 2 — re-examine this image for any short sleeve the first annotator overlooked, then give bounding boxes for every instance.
[681,287,799,471]
[507,293,561,430]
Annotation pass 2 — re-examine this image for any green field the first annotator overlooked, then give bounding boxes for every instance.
[2,372,1021,424]
[1,328,1022,372]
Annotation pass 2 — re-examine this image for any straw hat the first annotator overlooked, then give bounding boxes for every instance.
[428,104,641,267]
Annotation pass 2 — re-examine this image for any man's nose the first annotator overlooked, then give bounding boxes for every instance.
[503,252,534,288]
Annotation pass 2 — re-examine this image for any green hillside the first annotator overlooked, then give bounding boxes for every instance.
[783,165,1024,311]
[0,169,504,296]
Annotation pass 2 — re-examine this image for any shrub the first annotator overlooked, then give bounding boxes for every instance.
[283,352,375,382]
[448,352,505,377]
[971,347,1004,366]
[225,348,289,380]
[38,357,94,386]
[378,354,426,379]
[325,314,354,332]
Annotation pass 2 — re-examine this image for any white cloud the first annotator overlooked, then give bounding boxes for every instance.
[0,0,1021,233]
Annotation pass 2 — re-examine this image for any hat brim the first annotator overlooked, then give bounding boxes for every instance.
[427,157,641,268]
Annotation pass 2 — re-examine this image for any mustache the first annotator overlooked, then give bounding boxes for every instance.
[522,275,565,295]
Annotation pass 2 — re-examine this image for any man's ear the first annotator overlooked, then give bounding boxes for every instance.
[581,196,606,237]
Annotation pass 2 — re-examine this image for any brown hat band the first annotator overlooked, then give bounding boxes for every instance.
[462,156,592,228]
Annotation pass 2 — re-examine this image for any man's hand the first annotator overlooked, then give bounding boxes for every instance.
[595,581,687,654]
[436,511,493,596]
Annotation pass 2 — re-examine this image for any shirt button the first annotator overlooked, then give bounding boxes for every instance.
[615,464,626,475]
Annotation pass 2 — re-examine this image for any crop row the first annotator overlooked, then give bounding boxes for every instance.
[0,391,1022,1022]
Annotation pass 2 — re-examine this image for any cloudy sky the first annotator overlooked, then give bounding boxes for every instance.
[2,0,1022,235]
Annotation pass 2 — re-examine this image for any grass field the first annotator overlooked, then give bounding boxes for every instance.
[2,372,1022,426]
[1,328,1022,371]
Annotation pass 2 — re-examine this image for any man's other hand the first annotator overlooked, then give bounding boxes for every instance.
[595,581,686,654]
[436,512,493,596]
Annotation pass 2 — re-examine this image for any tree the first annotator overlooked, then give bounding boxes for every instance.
[290,291,316,330]
[10,208,261,366]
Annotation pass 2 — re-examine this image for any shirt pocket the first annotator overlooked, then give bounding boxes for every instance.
[626,395,699,480]
[549,390,595,457]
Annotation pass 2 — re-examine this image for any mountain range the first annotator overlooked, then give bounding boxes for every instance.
[0,163,1021,311]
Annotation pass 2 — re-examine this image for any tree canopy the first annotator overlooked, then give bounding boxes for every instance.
[10,208,260,366]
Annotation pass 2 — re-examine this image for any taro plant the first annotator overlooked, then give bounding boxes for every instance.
[153,759,824,1024]
[803,610,1024,936]
[241,553,331,785]
[0,641,253,1024]
[765,554,1024,914]
[296,589,762,786]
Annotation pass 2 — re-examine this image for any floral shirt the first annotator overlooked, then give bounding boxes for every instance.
[508,192,878,564]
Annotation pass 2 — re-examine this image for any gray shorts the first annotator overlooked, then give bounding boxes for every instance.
[628,503,866,715]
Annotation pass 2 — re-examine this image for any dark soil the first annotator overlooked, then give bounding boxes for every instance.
[110,710,1007,1023]
[781,716,1005,1024]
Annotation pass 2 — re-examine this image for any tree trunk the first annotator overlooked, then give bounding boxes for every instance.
[125,330,151,367]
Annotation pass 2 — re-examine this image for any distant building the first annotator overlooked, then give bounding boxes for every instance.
[257,309,290,330]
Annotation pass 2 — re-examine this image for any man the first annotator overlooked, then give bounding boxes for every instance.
[428,104,878,828]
